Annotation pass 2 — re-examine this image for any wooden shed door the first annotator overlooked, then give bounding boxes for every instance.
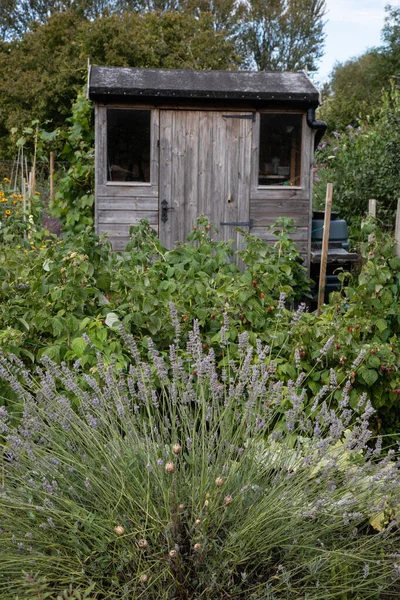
[159,110,253,249]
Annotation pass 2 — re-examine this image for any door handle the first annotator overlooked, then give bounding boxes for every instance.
[161,199,174,223]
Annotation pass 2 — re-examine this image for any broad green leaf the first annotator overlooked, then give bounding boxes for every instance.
[105,312,120,328]
[71,336,87,357]
[375,318,387,333]
[360,368,378,387]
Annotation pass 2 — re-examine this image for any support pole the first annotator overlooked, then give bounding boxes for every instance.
[395,199,400,258]
[22,174,26,241]
[368,199,376,217]
[317,183,333,315]
[49,152,55,201]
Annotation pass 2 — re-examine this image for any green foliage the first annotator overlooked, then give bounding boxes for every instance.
[319,4,400,135]
[49,90,95,233]
[313,84,400,222]
[2,206,400,433]
[0,9,241,157]
[318,51,383,133]
[1,331,400,598]
[242,0,326,71]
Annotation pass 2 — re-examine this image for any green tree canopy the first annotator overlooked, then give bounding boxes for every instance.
[242,0,326,71]
[0,9,240,156]
[319,4,400,133]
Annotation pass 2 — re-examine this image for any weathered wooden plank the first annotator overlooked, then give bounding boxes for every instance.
[251,213,310,227]
[98,211,158,225]
[110,237,130,251]
[184,111,200,233]
[248,232,308,256]
[159,110,173,247]
[250,198,309,216]
[95,105,107,235]
[236,116,252,251]
[250,111,260,196]
[216,112,229,241]
[251,226,309,241]
[250,188,308,201]
[198,111,213,220]
[150,109,159,185]
[98,221,159,238]
[97,184,158,198]
[97,197,158,211]
[170,109,187,242]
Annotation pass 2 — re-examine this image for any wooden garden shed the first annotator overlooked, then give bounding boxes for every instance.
[88,66,326,267]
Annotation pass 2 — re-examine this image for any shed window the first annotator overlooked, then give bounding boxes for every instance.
[258,114,302,186]
[107,109,151,182]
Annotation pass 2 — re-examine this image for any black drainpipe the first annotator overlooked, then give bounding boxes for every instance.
[307,108,327,150]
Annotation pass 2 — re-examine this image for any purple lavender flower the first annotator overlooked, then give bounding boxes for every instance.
[220,312,229,347]
[351,349,366,370]
[169,302,181,342]
[318,336,335,361]
[277,292,286,311]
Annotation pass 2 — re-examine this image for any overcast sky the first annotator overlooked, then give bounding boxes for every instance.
[316,0,400,83]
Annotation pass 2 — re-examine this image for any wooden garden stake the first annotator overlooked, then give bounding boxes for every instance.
[368,199,376,217]
[368,199,377,243]
[317,183,333,315]
[50,152,55,200]
[395,199,400,257]
[22,174,26,241]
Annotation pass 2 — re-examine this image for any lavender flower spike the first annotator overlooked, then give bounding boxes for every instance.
[318,335,335,360]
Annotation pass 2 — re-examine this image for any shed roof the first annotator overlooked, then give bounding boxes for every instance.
[88,66,320,105]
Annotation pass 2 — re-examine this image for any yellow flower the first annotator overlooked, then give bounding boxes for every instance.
[16,211,19,215]
[17,245,21,249]
[3,177,10,183]
[35,191,40,196]
[24,249,28,253]
[5,210,11,215]
[40,246,46,250]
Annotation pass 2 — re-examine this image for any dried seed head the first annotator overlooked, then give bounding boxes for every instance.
[138,539,148,550]
[193,543,201,552]
[165,461,175,474]
[172,443,182,455]
[215,477,224,487]
[178,503,185,511]
[194,518,201,525]
[224,495,233,506]
[203,499,209,508]
[169,549,178,559]
[139,574,149,584]
[114,525,125,536]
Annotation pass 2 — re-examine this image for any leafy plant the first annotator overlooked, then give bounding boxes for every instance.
[49,90,95,234]
[313,83,400,223]
[1,325,399,599]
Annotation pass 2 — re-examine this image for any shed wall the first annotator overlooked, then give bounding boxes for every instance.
[94,104,315,261]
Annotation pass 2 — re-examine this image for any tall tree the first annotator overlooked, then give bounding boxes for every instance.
[0,9,240,156]
[242,0,326,71]
[319,5,400,132]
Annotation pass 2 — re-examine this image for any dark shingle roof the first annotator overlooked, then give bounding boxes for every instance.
[88,66,320,105]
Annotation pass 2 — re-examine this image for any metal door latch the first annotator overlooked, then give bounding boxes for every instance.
[161,199,173,223]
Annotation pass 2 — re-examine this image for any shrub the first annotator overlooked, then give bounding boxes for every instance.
[313,84,400,223]
[0,325,400,599]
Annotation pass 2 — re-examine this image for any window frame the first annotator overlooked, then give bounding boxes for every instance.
[105,106,153,187]
[256,110,305,191]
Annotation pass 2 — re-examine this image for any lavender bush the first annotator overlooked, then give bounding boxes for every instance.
[0,322,400,599]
